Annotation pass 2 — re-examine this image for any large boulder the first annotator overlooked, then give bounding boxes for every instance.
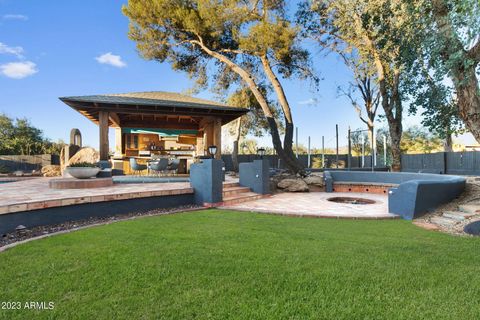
[303,174,324,187]
[41,165,61,177]
[277,178,309,192]
[66,147,99,166]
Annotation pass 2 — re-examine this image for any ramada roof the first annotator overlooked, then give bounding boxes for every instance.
[59,91,249,127]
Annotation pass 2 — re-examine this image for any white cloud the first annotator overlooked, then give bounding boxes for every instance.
[2,14,28,21]
[95,52,126,68]
[0,61,38,79]
[298,98,319,106]
[0,42,24,58]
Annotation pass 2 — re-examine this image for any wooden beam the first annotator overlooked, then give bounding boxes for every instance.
[98,111,109,161]
[109,112,121,128]
[213,118,222,159]
[121,121,199,130]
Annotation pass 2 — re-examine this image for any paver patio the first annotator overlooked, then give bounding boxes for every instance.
[0,177,193,215]
[223,191,398,219]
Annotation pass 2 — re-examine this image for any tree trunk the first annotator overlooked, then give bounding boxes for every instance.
[432,0,480,142]
[444,132,453,152]
[232,118,242,172]
[376,67,403,172]
[192,40,304,174]
[260,55,305,175]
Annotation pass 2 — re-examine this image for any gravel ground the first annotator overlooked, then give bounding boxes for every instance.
[415,177,480,236]
[0,205,203,248]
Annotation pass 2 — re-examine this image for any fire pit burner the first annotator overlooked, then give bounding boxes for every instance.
[327,197,375,205]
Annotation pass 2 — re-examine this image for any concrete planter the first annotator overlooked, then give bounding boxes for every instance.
[65,167,100,179]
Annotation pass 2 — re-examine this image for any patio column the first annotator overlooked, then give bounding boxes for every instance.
[98,110,109,161]
[213,118,222,159]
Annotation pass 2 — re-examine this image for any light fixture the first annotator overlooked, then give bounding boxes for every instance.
[257,147,266,159]
[208,145,217,159]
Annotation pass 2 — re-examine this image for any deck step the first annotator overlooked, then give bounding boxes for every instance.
[223,182,240,188]
[222,192,264,206]
[222,186,251,197]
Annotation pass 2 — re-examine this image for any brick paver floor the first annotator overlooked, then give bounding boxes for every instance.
[223,191,398,219]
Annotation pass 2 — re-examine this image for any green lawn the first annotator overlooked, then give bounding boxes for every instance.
[0,209,479,319]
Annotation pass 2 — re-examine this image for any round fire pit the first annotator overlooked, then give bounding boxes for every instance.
[464,221,480,236]
[327,197,375,205]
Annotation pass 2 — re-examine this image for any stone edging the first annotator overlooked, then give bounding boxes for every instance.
[0,187,194,215]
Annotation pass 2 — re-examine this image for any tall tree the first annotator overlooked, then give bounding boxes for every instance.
[428,0,480,142]
[226,86,280,171]
[298,0,424,171]
[407,61,464,152]
[337,55,380,154]
[0,114,63,155]
[123,0,317,175]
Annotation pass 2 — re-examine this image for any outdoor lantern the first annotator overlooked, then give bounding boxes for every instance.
[208,145,217,158]
[257,147,266,158]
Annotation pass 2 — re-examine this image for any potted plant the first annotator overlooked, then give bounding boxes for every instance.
[65,162,100,179]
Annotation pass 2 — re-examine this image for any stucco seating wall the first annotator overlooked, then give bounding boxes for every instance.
[324,171,466,220]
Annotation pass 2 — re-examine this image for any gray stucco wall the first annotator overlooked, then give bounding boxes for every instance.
[190,159,223,204]
[239,159,270,195]
[324,171,466,220]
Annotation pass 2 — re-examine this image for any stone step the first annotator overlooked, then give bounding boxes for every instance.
[222,186,251,197]
[223,182,240,188]
[458,204,480,215]
[430,216,458,228]
[443,211,476,221]
[222,192,264,206]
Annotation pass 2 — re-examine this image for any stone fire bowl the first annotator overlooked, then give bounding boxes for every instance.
[65,167,100,179]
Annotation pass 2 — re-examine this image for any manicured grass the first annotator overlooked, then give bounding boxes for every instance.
[0,210,479,319]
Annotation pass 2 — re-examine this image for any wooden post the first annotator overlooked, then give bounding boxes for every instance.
[213,118,222,159]
[114,128,122,156]
[99,111,109,161]
[335,124,339,168]
[347,127,351,170]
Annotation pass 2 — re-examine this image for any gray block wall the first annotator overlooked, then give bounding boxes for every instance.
[190,159,223,205]
[239,159,270,195]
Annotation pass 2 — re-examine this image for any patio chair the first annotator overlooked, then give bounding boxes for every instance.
[148,158,169,176]
[129,158,147,176]
[168,159,180,175]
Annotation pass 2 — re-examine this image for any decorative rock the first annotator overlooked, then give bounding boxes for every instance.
[458,204,480,214]
[430,216,457,228]
[443,211,474,221]
[66,147,99,167]
[13,170,24,176]
[277,178,309,192]
[41,165,61,177]
[303,175,324,186]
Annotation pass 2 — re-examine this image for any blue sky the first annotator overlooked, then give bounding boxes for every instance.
[0,0,469,151]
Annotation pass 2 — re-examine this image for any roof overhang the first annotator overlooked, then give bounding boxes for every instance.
[59,94,250,128]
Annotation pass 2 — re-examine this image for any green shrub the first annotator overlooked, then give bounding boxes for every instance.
[67,162,98,168]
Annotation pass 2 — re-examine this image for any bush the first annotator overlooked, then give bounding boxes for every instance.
[0,164,10,174]
[67,162,98,168]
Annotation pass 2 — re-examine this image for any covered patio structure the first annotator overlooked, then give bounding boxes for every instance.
[60,91,249,175]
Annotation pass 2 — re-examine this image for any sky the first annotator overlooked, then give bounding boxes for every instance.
[0,0,475,152]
